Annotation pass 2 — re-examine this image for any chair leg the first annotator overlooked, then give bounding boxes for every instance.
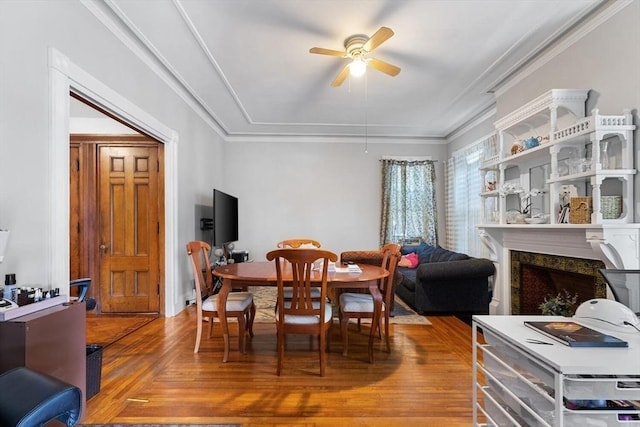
[247,303,256,338]
[384,313,391,352]
[319,331,326,377]
[277,329,284,376]
[237,314,246,354]
[194,310,203,354]
[339,309,349,356]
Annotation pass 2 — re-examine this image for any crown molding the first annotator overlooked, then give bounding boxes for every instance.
[82,0,228,139]
[224,133,445,145]
[447,105,497,142]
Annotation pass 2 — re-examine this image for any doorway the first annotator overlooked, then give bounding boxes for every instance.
[70,133,164,313]
[50,47,178,316]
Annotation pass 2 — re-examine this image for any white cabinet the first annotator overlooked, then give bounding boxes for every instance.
[473,315,640,426]
[479,89,636,226]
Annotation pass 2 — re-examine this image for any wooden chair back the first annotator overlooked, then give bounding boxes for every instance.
[380,243,402,307]
[185,240,255,356]
[276,238,321,249]
[266,248,338,376]
[185,240,214,304]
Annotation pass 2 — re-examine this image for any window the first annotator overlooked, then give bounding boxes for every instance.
[380,159,437,246]
[444,141,489,258]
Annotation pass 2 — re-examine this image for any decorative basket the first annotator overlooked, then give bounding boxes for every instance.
[601,196,622,219]
[569,196,592,224]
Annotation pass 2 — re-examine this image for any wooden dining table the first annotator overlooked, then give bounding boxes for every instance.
[212,261,389,363]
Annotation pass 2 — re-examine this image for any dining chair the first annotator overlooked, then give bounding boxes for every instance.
[186,241,255,355]
[266,248,338,376]
[276,238,321,249]
[276,239,323,301]
[338,243,401,360]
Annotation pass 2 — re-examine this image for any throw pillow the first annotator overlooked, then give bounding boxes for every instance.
[399,253,419,268]
[406,252,419,268]
[398,255,412,267]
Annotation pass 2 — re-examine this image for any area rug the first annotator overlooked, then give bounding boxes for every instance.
[249,286,430,325]
[86,314,158,347]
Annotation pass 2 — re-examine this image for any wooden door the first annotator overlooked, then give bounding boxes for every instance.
[70,144,82,281]
[98,145,161,313]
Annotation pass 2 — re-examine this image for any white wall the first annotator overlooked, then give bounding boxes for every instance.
[0,1,223,315]
[495,1,640,119]
[226,139,447,261]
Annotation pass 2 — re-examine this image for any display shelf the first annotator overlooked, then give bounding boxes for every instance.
[472,315,640,427]
[480,190,500,198]
[479,89,635,227]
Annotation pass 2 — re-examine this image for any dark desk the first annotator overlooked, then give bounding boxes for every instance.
[0,302,86,416]
[213,261,389,363]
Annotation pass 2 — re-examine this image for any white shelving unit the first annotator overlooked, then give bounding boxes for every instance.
[473,315,640,426]
[479,89,636,226]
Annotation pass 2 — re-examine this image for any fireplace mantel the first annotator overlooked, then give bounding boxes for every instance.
[478,224,640,314]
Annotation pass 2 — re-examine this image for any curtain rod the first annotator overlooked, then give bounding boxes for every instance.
[381,156,436,161]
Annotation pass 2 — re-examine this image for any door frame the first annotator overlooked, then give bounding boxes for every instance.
[49,47,179,316]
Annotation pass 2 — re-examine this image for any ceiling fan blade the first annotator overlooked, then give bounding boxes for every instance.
[331,65,350,87]
[309,47,347,58]
[368,58,401,77]
[363,27,394,52]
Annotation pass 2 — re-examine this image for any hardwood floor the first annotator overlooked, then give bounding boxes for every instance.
[82,306,477,426]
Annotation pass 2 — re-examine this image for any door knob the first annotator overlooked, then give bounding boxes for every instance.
[99,243,108,253]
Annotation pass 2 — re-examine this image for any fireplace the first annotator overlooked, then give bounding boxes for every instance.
[477,226,640,315]
[510,250,606,314]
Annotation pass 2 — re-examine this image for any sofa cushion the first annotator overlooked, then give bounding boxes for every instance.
[401,241,428,255]
[430,246,469,262]
[397,267,417,291]
[415,244,438,264]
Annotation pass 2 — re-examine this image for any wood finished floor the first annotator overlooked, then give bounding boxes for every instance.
[82,305,476,426]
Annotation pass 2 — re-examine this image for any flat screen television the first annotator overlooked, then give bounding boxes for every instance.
[213,189,238,247]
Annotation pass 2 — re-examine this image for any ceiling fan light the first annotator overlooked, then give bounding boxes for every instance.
[349,58,367,77]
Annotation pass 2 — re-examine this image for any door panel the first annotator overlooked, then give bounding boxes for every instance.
[70,144,81,282]
[99,145,160,313]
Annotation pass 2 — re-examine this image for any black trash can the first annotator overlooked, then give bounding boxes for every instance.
[86,344,103,400]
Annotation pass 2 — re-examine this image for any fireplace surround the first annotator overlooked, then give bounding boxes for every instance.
[510,250,606,314]
[478,225,640,314]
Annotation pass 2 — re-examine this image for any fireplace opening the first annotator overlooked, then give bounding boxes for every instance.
[511,251,606,315]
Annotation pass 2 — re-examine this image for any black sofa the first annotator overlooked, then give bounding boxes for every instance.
[395,243,494,315]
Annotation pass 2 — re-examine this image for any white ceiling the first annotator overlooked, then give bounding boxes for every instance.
[78,0,604,142]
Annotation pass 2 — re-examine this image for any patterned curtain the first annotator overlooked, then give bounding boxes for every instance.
[380,159,437,246]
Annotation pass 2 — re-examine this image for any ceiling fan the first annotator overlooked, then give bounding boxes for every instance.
[309,26,401,87]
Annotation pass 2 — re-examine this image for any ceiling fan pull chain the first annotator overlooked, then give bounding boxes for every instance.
[364,74,368,154]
